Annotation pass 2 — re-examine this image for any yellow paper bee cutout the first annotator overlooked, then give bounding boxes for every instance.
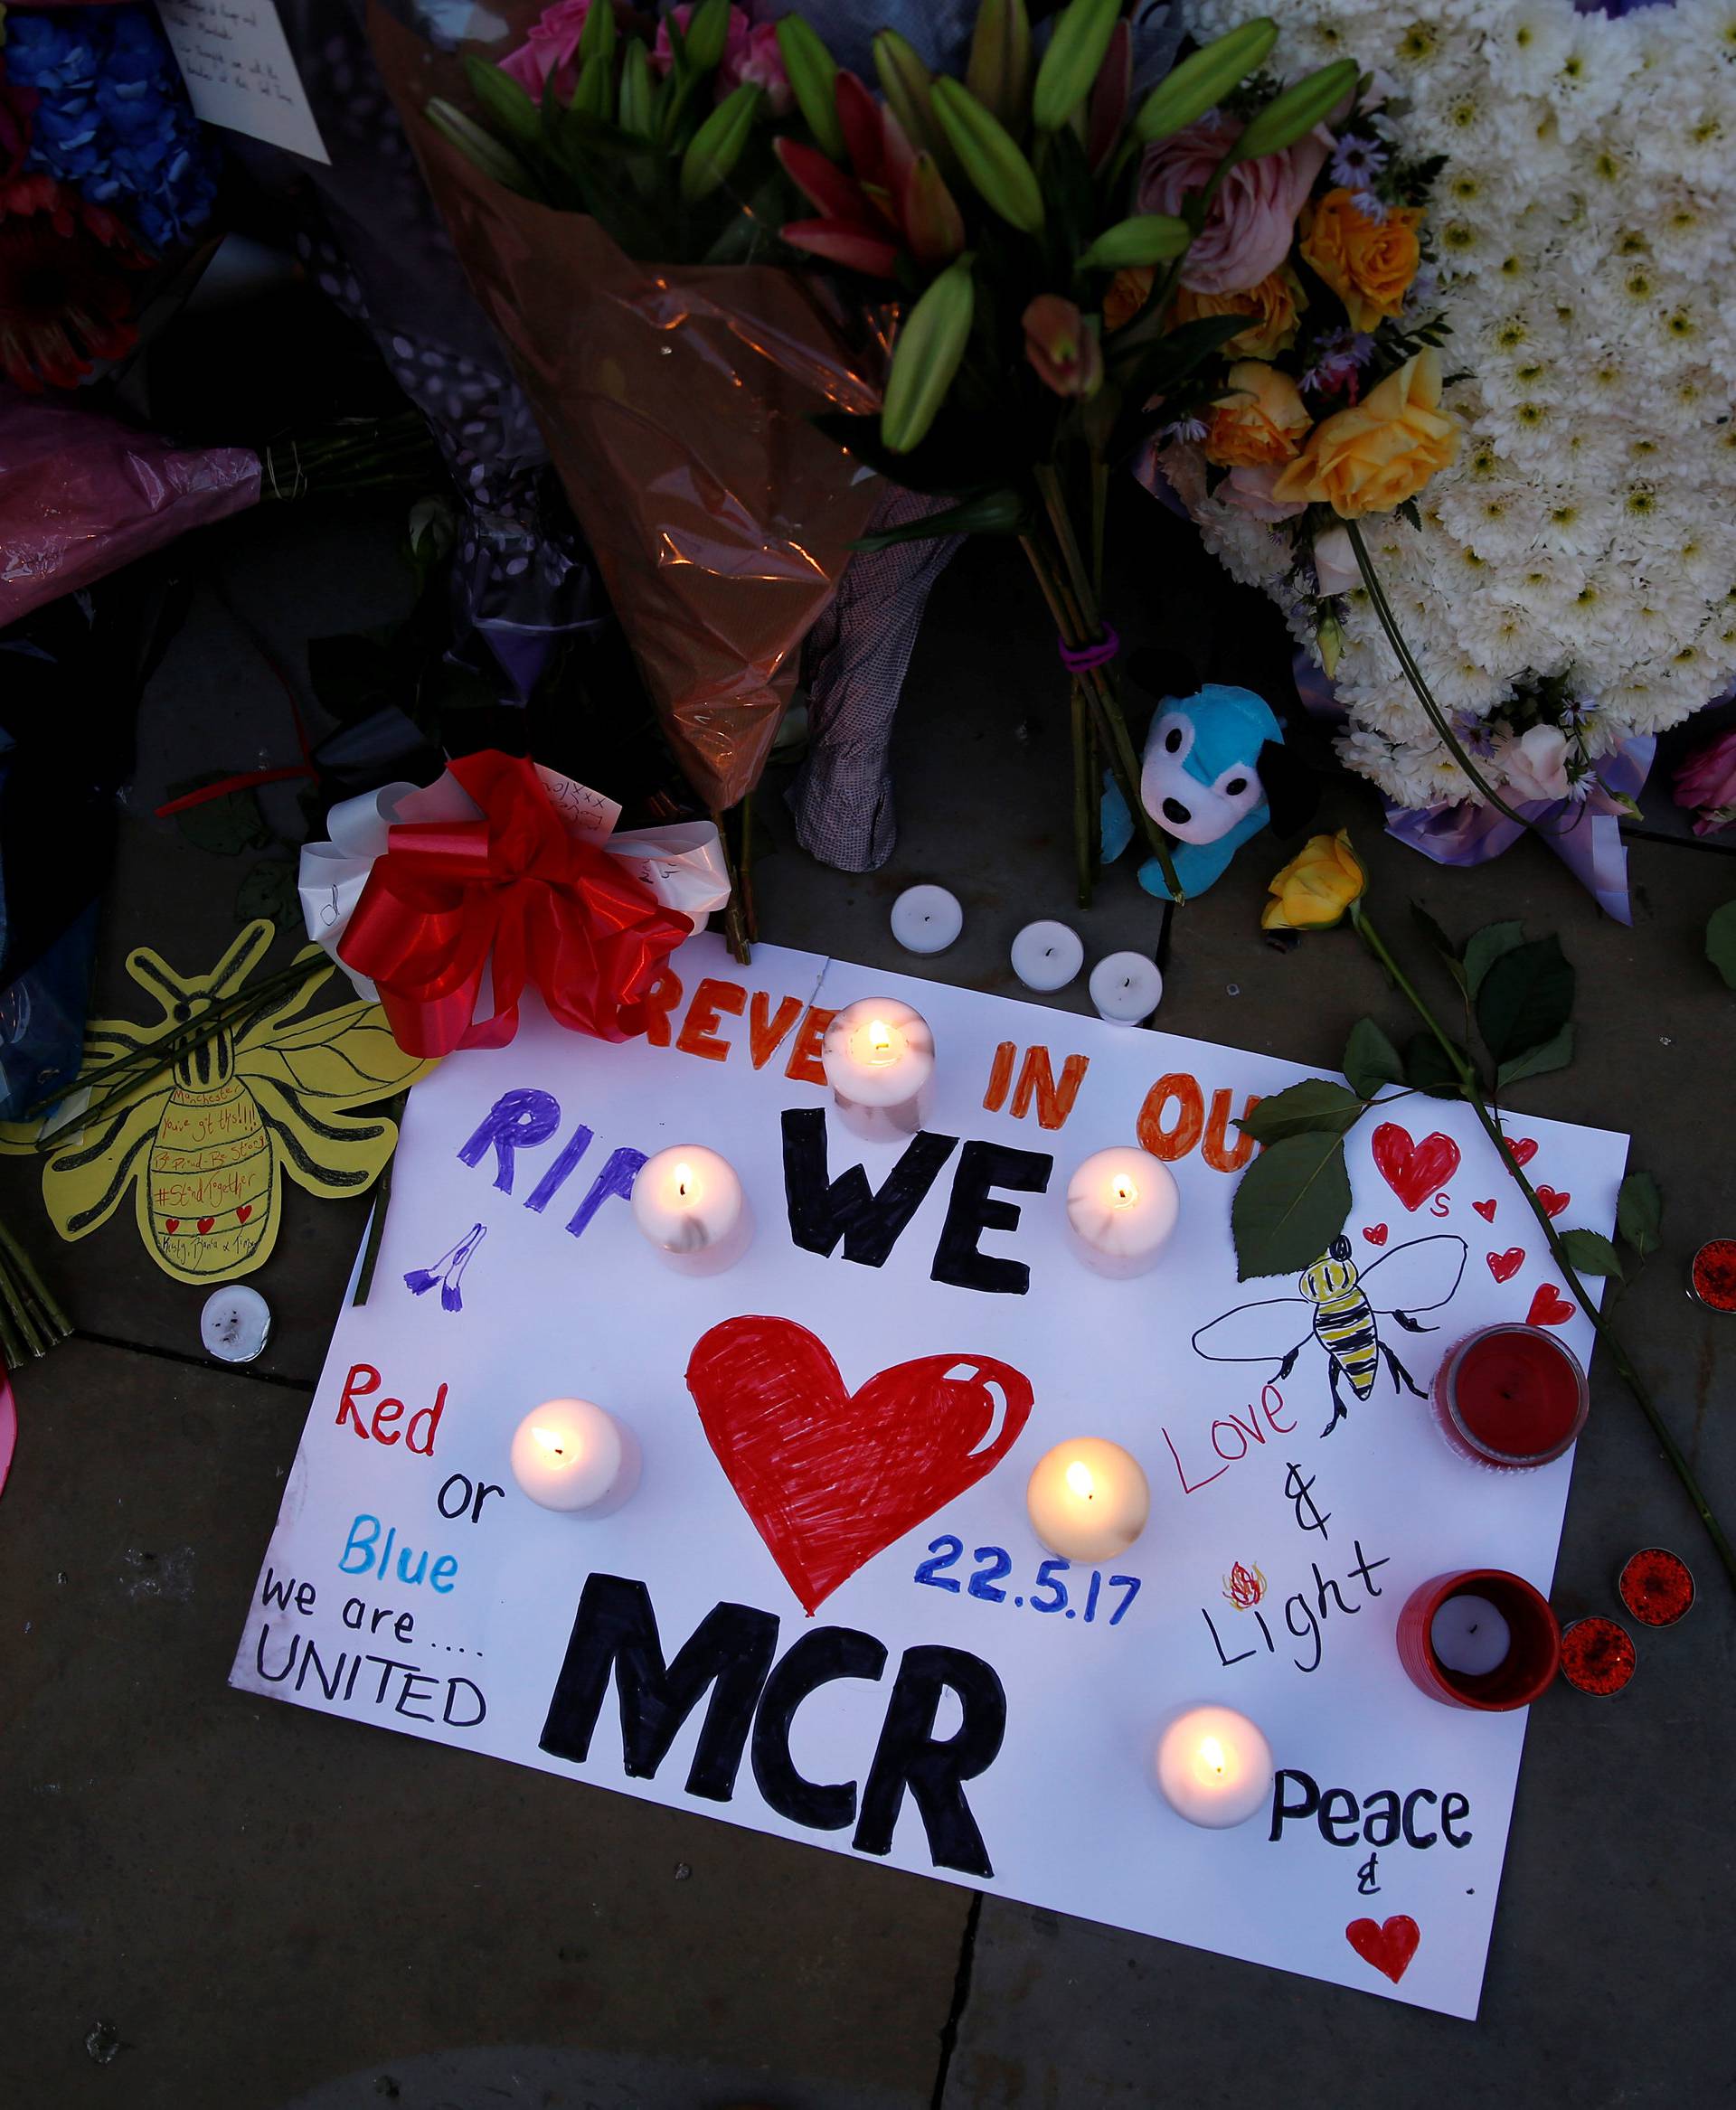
[0,921,433,1283]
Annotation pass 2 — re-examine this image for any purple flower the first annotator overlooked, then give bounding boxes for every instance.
[1329,134,1389,188]
[1160,413,1210,445]
[1351,189,1389,224]
[1299,327,1375,396]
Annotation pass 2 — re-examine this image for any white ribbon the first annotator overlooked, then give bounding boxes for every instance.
[298,766,731,1003]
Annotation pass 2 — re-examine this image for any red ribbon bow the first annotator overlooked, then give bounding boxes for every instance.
[339,752,691,1060]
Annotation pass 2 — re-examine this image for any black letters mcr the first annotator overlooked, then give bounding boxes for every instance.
[539,1574,1006,1878]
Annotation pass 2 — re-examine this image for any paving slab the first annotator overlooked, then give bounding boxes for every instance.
[0,1342,967,2110]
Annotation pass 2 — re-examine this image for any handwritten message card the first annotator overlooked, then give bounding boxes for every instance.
[232,937,1627,2018]
[156,0,329,163]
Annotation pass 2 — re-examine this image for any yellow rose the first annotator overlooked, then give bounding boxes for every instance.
[1175,266,1307,360]
[1261,829,1366,932]
[1301,189,1422,333]
[1203,361,1312,469]
[1271,349,1458,518]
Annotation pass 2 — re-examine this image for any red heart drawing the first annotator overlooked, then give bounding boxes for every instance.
[1473,1199,1497,1222]
[1362,1224,1389,1247]
[164,1219,180,1235]
[1536,1186,1571,1219]
[1505,1136,1538,1168]
[1346,1916,1420,1984]
[196,1217,216,1235]
[1527,1284,1576,1326]
[1372,1124,1461,1211]
[236,1205,252,1224]
[1486,1248,1525,1283]
[687,1317,1033,1615]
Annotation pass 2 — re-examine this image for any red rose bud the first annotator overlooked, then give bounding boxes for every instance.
[1023,294,1103,397]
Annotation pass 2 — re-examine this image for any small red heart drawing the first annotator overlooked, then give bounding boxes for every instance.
[164,1219,180,1235]
[1372,1123,1461,1211]
[1535,1186,1571,1219]
[1486,1248,1525,1283]
[236,1205,252,1224]
[1505,1136,1538,1168]
[687,1316,1033,1615]
[1473,1199,1497,1222]
[1527,1284,1576,1327]
[1346,1916,1420,1984]
[196,1217,216,1235]
[1362,1224,1389,1247]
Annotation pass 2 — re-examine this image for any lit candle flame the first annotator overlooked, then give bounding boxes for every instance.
[1199,1736,1227,1776]
[864,1017,897,1065]
[1064,1460,1095,1500]
[531,1426,569,1459]
[673,1159,697,1204]
[1109,1173,1138,1209]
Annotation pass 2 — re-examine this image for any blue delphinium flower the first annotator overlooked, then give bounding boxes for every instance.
[7,5,220,250]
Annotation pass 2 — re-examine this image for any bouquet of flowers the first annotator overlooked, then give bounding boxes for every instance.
[1177,0,1736,891]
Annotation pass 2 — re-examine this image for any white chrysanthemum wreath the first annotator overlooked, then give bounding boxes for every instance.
[1178,0,1736,812]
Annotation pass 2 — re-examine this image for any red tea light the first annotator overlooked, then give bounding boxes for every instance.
[1618,1547,1694,1627]
[1396,1568,1561,1711]
[1559,1615,1637,1698]
[1430,1324,1588,1471]
[1689,1239,1736,1314]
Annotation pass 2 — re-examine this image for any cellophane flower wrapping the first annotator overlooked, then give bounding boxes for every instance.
[368,1,882,815]
[0,387,259,625]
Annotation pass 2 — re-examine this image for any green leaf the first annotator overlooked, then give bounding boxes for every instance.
[1235,1079,1364,1144]
[1343,1018,1404,1099]
[1707,900,1736,989]
[1409,900,1466,991]
[1475,934,1575,1066]
[1231,1132,1353,1282]
[234,859,301,936]
[165,774,271,856]
[1559,1228,1622,1279]
[1617,1171,1663,1258]
[1496,1022,1574,1088]
[1463,919,1525,996]
[461,53,542,149]
[1404,1031,1466,1100]
[851,487,1029,551]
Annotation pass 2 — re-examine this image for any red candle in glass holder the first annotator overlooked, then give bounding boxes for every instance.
[1431,1324,1588,1470]
[1618,1547,1694,1627]
[1689,1240,1736,1314]
[1396,1568,1561,1710]
[1559,1615,1637,1697]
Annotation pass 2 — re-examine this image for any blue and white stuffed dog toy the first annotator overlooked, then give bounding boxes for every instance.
[1101,684,1287,900]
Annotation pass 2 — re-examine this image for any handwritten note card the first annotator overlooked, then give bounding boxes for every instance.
[233,937,1628,2019]
[156,0,330,163]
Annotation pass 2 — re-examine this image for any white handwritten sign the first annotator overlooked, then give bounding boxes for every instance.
[232,937,1628,2018]
[156,0,329,163]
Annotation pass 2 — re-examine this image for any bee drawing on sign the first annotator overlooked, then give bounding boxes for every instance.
[1192,1235,1467,1436]
[0,921,429,1284]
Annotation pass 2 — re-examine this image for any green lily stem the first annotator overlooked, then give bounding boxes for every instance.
[1350,900,1736,1590]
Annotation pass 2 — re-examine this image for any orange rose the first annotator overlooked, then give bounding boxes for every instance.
[1175,267,1307,360]
[1300,190,1422,333]
[1104,267,1153,334]
[1271,349,1458,518]
[1203,361,1311,469]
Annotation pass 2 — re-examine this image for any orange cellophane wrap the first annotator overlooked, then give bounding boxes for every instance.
[368,2,883,813]
[338,751,692,1058]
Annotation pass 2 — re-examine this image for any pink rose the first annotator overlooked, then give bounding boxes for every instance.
[1220,462,1307,522]
[1138,112,1329,295]
[724,21,792,116]
[1674,722,1736,836]
[1497,724,1572,804]
[498,0,594,101]
[1312,523,1359,594]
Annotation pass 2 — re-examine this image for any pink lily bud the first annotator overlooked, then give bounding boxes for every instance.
[901,151,965,263]
[1023,294,1103,397]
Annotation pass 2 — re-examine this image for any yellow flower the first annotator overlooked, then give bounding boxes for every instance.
[1103,267,1153,334]
[1272,349,1458,519]
[1261,829,1366,931]
[1203,361,1312,469]
[1175,266,1307,360]
[1300,189,1422,333]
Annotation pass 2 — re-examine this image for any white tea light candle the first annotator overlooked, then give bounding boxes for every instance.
[631,1144,752,1275]
[1090,951,1164,1024]
[1429,1593,1513,1677]
[1026,1437,1149,1562]
[821,996,935,1141]
[1011,919,1083,993]
[1066,1146,1180,1277]
[890,884,963,956]
[1156,1706,1274,1829]
[510,1399,640,1516]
